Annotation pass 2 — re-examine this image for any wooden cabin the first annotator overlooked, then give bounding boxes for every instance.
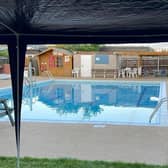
[36,48,73,77]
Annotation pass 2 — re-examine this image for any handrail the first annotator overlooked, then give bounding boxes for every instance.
[24,76,36,87]
[44,70,55,80]
[149,97,168,123]
[24,77,31,86]
[24,65,37,87]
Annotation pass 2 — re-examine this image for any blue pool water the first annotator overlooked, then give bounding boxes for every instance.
[0,80,166,126]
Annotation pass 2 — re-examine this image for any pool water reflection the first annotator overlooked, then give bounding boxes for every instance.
[0,80,164,126]
[21,80,161,125]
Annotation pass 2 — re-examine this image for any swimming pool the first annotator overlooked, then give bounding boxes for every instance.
[0,80,167,126]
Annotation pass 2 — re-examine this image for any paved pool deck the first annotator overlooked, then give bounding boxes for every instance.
[0,122,168,165]
[0,76,168,88]
[0,77,168,165]
[0,76,49,88]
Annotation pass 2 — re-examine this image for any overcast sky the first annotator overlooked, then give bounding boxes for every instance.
[106,42,168,51]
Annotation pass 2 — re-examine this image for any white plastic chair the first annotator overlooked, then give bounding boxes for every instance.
[133,68,138,78]
[138,67,142,76]
[125,67,131,78]
[72,68,80,78]
[118,69,122,78]
[121,69,125,78]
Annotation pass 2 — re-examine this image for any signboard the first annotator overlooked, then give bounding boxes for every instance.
[65,56,70,62]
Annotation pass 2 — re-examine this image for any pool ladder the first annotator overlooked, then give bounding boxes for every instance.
[24,76,36,87]
[149,97,168,123]
[44,70,55,80]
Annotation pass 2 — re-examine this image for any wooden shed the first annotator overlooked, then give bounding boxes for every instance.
[36,48,73,77]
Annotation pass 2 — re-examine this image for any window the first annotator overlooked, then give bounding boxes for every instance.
[56,56,63,67]
[95,54,109,64]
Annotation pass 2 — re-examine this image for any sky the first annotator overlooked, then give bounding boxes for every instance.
[30,43,168,51]
[106,42,168,51]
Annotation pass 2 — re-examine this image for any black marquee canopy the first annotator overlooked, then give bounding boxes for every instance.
[1,0,168,43]
[0,0,168,167]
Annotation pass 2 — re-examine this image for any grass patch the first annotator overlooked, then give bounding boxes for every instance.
[0,157,167,168]
[0,50,8,57]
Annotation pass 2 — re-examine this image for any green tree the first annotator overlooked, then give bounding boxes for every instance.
[0,49,8,57]
[54,44,102,52]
